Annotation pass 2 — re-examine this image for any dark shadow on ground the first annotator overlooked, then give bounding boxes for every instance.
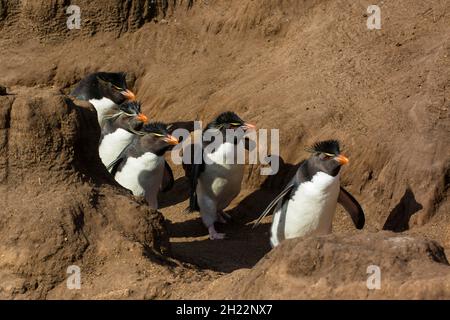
[167,156,303,273]
[383,187,423,232]
[158,176,190,209]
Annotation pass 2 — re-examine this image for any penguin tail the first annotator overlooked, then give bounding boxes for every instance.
[185,192,200,214]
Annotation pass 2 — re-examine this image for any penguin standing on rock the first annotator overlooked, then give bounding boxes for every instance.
[99,101,148,171]
[70,72,136,126]
[189,111,256,240]
[110,122,179,209]
[254,140,365,247]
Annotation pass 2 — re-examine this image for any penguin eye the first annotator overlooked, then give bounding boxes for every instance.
[112,85,123,91]
[322,153,334,160]
[230,123,241,127]
[153,133,164,137]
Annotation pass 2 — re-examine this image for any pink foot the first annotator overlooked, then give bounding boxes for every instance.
[208,226,226,240]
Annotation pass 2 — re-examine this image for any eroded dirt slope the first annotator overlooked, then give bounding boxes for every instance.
[0,0,449,299]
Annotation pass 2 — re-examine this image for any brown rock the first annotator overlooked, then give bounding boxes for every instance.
[0,0,449,299]
[196,232,450,299]
[0,88,173,299]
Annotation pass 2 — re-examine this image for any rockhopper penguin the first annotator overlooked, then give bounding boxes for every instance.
[99,101,148,171]
[70,72,136,126]
[254,140,365,247]
[189,111,256,240]
[110,122,179,209]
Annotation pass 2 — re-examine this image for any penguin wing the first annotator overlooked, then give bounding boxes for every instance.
[188,160,205,212]
[106,140,134,175]
[338,187,365,229]
[108,156,125,177]
[160,161,175,192]
[253,181,296,229]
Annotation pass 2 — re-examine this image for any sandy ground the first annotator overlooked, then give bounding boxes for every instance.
[0,0,449,299]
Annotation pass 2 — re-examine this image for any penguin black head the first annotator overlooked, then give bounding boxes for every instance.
[305,140,349,177]
[206,111,256,132]
[113,101,149,132]
[139,122,180,156]
[119,101,148,122]
[71,72,136,104]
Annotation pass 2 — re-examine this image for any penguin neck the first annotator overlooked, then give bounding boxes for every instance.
[89,97,117,125]
[300,160,341,182]
[136,141,170,158]
[128,151,163,169]
[101,113,134,136]
[205,141,240,165]
[307,171,340,192]
[289,171,341,218]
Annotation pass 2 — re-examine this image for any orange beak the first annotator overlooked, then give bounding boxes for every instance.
[242,123,256,131]
[335,154,349,165]
[136,113,149,124]
[164,134,179,145]
[121,89,136,101]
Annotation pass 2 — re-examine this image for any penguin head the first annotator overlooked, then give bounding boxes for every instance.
[71,72,136,104]
[305,140,349,177]
[139,122,179,156]
[206,111,256,137]
[117,101,149,132]
[96,72,136,104]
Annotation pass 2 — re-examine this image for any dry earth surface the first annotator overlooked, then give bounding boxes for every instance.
[0,0,449,299]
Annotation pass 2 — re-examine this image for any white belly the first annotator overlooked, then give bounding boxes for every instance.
[271,172,340,247]
[99,129,134,169]
[198,163,244,210]
[89,98,117,125]
[114,152,165,209]
[198,142,245,210]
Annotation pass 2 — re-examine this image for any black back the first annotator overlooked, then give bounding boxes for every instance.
[70,72,129,104]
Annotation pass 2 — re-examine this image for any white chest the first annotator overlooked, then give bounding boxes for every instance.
[99,128,134,169]
[114,152,165,199]
[89,98,117,125]
[198,143,245,208]
[204,142,238,165]
[271,172,341,246]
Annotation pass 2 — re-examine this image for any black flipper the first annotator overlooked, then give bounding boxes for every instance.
[106,138,138,177]
[188,160,204,212]
[253,182,295,229]
[338,186,365,229]
[108,156,125,177]
[160,161,175,192]
[253,160,313,229]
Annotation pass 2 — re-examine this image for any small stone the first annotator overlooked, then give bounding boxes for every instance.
[0,85,7,96]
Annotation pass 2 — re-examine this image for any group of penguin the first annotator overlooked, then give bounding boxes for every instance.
[69,72,365,247]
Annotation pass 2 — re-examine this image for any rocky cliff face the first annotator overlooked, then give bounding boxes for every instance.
[0,88,173,298]
[0,0,449,299]
[0,0,193,38]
